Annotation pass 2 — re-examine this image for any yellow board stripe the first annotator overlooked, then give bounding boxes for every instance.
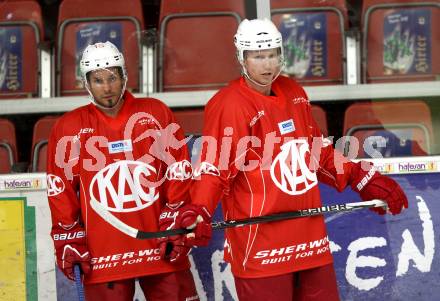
[0,200,26,301]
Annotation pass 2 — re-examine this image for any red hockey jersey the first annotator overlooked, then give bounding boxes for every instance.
[190,76,355,278]
[47,91,192,284]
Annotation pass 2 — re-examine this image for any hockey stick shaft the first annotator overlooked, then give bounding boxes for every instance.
[91,197,386,240]
[74,265,85,301]
[211,200,382,229]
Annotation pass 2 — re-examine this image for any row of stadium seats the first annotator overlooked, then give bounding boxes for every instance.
[0,101,432,173]
[0,0,438,98]
[0,115,58,173]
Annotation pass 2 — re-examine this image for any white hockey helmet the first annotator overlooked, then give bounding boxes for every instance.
[80,41,127,109]
[234,18,283,64]
[80,41,126,80]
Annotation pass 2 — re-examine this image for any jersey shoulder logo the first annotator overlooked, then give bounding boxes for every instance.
[47,174,65,196]
[166,160,193,181]
[250,110,265,127]
[193,162,220,178]
[270,139,317,195]
[292,96,308,104]
[72,128,94,143]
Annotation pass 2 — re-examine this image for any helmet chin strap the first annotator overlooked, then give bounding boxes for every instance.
[85,77,127,111]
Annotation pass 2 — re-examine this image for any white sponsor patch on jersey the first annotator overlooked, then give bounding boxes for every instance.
[278,119,295,135]
[47,174,65,196]
[108,139,133,154]
[270,139,317,195]
[89,160,159,212]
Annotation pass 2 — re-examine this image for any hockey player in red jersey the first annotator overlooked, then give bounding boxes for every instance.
[158,19,408,301]
[46,41,199,301]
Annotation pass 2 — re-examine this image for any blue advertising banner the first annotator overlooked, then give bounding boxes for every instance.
[279,13,327,79]
[383,8,432,75]
[55,172,440,301]
[0,27,22,93]
[75,22,122,86]
[325,174,439,301]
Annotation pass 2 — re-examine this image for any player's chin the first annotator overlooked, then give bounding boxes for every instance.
[100,97,119,108]
[259,75,273,85]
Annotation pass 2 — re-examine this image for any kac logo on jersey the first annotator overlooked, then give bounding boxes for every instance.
[47,174,65,196]
[166,160,193,181]
[193,162,220,178]
[270,140,317,195]
[108,139,133,154]
[278,119,295,135]
[89,160,159,212]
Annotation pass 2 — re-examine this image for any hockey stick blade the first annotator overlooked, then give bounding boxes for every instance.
[91,197,387,240]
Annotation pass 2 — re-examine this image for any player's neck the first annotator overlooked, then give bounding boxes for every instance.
[99,98,125,118]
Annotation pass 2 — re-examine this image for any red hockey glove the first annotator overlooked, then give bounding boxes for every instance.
[51,225,91,280]
[350,162,408,215]
[157,203,212,262]
[157,203,190,263]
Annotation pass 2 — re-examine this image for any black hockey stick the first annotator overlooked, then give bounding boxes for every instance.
[90,198,386,240]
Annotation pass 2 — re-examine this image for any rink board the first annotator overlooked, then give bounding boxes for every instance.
[190,172,440,301]
[0,171,438,300]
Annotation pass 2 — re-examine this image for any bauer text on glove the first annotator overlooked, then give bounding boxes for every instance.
[51,224,91,280]
[350,162,408,215]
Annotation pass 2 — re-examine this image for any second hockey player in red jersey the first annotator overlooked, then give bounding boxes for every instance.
[159,19,408,301]
[46,41,199,300]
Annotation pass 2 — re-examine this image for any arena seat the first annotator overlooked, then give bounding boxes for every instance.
[342,100,433,158]
[173,109,205,136]
[271,0,348,86]
[361,0,440,83]
[158,0,245,92]
[56,0,144,96]
[0,0,44,98]
[311,104,328,137]
[31,115,59,172]
[0,118,17,173]
[173,109,204,163]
